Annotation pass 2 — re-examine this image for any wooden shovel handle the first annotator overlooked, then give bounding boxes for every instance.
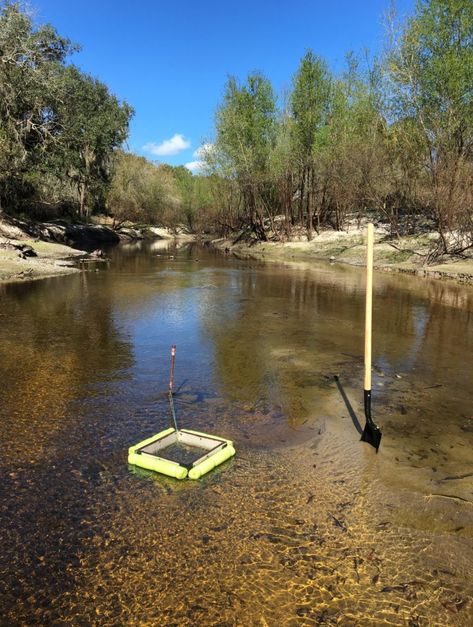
[364,224,374,391]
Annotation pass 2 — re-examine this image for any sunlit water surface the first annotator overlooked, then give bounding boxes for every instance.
[1,240,472,625]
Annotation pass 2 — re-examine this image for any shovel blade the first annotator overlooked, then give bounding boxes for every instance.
[360,421,382,452]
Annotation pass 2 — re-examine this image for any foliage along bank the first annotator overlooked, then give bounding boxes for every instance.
[0,1,132,219]
[206,0,473,263]
[0,2,218,233]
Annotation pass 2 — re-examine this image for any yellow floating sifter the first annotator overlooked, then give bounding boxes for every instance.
[128,346,235,480]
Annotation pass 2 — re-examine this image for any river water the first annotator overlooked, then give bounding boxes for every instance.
[0,240,472,626]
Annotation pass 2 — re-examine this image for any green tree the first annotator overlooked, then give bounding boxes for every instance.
[171,165,195,227]
[173,166,217,230]
[0,1,132,219]
[321,55,391,231]
[107,152,179,226]
[291,51,331,238]
[388,0,473,253]
[0,0,74,210]
[214,72,277,239]
[268,110,295,237]
[56,66,133,219]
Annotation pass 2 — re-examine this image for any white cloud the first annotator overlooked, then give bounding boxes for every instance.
[193,143,214,159]
[185,143,214,171]
[184,160,203,172]
[143,134,191,156]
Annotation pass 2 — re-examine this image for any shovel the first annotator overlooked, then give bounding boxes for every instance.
[360,223,382,451]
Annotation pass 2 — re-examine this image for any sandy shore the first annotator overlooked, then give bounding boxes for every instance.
[211,226,473,284]
[0,215,196,285]
[0,238,85,284]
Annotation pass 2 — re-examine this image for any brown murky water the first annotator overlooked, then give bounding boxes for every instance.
[1,240,472,625]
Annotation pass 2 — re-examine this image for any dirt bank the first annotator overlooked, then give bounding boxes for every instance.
[0,237,85,284]
[0,215,105,284]
[211,225,473,284]
[0,214,197,284]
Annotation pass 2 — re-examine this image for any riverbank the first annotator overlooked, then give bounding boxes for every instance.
[211,225,473,284]
[0,214,195,284]
[0,238,84,283]
[0,215,114,284]
[0,216,86,283]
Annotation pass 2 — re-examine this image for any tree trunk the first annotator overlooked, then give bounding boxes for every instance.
[306,167,313,241]
[284,172,291,238]
[299,168,305,225]
[78,182,86,219]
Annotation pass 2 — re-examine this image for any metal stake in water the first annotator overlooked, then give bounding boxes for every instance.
[168,345,179,432]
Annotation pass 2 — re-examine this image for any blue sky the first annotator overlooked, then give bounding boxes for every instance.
[32,0,415,171]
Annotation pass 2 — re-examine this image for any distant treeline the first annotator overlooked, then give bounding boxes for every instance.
[1,0,473,262]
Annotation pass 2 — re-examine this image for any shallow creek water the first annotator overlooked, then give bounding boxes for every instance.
[0,240,472,626]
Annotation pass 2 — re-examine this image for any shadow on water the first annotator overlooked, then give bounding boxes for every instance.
[333,375,363,435]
